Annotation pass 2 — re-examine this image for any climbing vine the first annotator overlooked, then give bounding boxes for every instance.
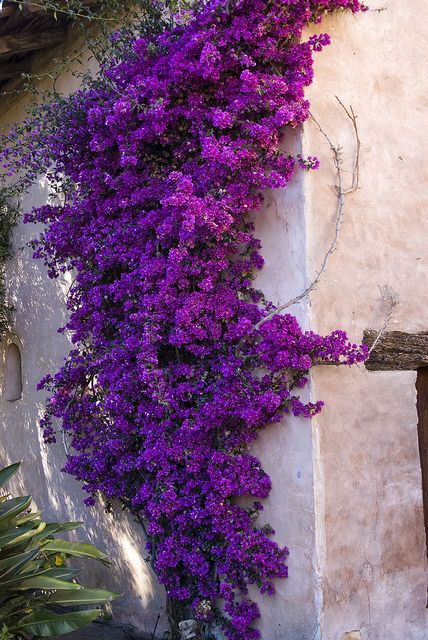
[2,1,368,638]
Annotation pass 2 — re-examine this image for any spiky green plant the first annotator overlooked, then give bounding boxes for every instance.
[0,462,118,638]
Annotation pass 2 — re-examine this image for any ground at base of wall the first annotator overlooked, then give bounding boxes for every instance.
[52,620,160,640]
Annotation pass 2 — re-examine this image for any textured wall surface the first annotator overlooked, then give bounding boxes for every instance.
[252,132,320,640]
[304,2,428,638]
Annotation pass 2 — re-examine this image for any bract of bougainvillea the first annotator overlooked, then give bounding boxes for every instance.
[3,1,368,637]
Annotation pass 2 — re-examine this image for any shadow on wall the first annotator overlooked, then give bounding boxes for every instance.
[0,183,167,636]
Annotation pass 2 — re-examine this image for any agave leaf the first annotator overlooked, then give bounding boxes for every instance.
[0,595,27,620]
[40,567,80,580]
[0,522,35,549]
[55,522,83,533]
[47,587,120,606]
[15,510,42,525]
[14,608,100,637]
[3,521,46,549]
[26,522,81,549]
[0,550,39,580]
[27,522,63,544]
[0,497,32,530]
[0,464,20,490]
[1,575,82,591]
[41,540,110,565]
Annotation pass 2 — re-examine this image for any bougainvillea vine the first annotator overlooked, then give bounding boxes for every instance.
[2,1,368,637]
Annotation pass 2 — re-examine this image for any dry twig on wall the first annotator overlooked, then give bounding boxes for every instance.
[254,97,361,331]
[367,284,400,355]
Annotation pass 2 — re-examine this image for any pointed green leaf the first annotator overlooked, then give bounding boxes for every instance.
[1,575,82,591]
[0,549,38,579]
[3,521,46,549]
[0,464,20,489]
[0,497,32,530]
[56,521,83,532]
[41,567,80,580]
[0,522,34,548]
[41,540,110,565]
[16,510,42,525]
[47,587,119,606]
[16,608,100,636]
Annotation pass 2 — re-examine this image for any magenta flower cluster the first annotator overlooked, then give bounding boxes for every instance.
[4,1,367,637]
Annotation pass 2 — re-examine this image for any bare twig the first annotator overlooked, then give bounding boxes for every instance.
[312,285,399,367]
[368,284,399,355]
[369,5,387,12]
[151,613,161,640]
[253,98,360,331]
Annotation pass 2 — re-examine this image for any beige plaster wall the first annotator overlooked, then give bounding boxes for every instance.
[252,132,320,639]
[303,3,428,638]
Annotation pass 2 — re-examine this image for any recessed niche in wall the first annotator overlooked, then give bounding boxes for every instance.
[3,343,22,402]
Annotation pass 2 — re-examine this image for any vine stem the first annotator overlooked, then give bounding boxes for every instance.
[10,0,116,22]
[253,97,360,331]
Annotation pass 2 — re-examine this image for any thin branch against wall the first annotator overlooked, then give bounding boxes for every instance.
[313,284,400,368]
[253,98,360,331]
[368,284,400,355]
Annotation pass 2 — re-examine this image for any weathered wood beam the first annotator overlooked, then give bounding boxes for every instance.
[0,27,66,55]
[363,330,428,371]
[0,60,30,81]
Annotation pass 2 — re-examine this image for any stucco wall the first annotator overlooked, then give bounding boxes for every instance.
[304,3,428,638]
[252,132,320,640]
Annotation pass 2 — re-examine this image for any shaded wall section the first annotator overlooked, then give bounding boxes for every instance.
[0,44,167,637]
[304,2,428,638]
[252,131,321,639]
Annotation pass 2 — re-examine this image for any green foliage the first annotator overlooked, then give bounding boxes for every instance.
[0,194,18,340]
[0,462,118,639]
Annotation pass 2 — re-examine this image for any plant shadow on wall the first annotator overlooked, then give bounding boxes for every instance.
[0,1,371,639]
[0,207,165,634]
[0,462,118,639]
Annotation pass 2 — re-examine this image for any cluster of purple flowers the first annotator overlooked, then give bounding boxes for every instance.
[4,0,367,637]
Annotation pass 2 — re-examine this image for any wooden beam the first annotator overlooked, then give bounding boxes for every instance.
[0,60,30,81]
[363,330,428,371]
[0,27,66,55]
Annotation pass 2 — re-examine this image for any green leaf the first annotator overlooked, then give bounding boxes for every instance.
[42,540,110,565]
[0,497,32,530]
[15,609,100,637]
[0,464,20,490]
[3,521,46,549]
[1,575,82,591]
[15,510,42,525]
[47,587,120,606]
[26,523,63,547]
[0,522,34,548]
[56,521,83,532]
[40,567,80,580]
[0,549,38,579]
[27,522,82,547]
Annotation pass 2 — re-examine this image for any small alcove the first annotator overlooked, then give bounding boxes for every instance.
[3,342,23,402]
